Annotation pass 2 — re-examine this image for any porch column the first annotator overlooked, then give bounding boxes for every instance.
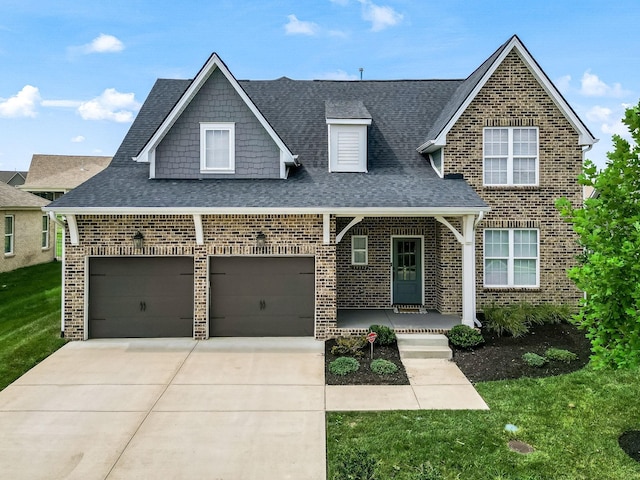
[461,214,477,328]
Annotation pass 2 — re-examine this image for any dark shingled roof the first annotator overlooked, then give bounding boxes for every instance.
[51,65,489,211]
[325,100,371,120]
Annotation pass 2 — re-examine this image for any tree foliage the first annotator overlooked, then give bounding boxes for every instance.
[556,101,640,368]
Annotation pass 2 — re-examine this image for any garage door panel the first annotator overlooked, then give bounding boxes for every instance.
[89,257,193,338]
[209,257,315,337]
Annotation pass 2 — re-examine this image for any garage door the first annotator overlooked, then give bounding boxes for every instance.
[89,257,194,338]
[209,257,314,336]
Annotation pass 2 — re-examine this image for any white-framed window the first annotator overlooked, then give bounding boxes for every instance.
[483,127,538,186]
[4,215,14,255]
[42,215,49,249]
[484,229,539,287]
[200,122,235,173]
[351,235,368,265]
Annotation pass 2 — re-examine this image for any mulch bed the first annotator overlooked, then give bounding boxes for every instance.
[452,322,592,383]
[325,339,410,385]
[619,431,640,463]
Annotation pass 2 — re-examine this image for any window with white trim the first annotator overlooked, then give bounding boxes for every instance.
[351,235,368,265]
[484,229,539,287]
[5,215,14,255]
[200,122,235,173]
[42,215,49,249]
[483,127,538,186]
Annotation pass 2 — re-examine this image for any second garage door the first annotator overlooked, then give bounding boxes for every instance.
[209,257,315,336]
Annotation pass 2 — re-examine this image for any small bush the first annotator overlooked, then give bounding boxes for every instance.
[329,356,360,376]
[545,347,578,362]
[447,324,484,348]
[331,446,378,480]
[483,303,530,337]
[331,336,367,357]
[522,352,547,367]
[370,358,399,375]
[368,324,396,345]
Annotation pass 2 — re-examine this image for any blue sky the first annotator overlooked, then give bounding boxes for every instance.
[0,0,638,171]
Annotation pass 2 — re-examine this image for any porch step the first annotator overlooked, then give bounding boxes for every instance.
[396,334,452,359]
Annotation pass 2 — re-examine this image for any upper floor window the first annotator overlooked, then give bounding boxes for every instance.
[200,122,235,173]
[484,228,539,287]
[42,215,49,249]
[5,215,14,255]
[483,127,538,186]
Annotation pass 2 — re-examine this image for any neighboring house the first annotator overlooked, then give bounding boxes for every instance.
[1,182,53,273]
[0,171,28,187]
[20,154,112,201]
[46,35,596,340]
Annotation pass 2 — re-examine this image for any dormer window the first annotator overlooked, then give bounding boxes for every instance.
[326,100,371,173]
[200,122,235,173]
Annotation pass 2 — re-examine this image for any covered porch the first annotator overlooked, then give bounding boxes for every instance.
[331,308,460,337]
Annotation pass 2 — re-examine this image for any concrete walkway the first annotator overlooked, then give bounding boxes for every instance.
[0,338,487,480]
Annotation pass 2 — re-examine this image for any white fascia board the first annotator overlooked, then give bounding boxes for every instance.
[43,206,490,216]
[326,118,372,125]
[419,36,597,153]
[133,53,297,164]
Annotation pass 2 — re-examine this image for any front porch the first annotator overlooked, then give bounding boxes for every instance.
[329,309,460,337]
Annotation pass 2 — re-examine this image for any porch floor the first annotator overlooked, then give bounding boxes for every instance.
[336,309,460,331]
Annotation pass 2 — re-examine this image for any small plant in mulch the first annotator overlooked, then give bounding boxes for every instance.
[619,431,640,463]
[446,324,484,349]
[482,302,573,338]
[370,358,398,375]
[329,356,360,376]
[367,324,396,345]
[522,352,547,368]
[545,348,578,362]
[331,336,367,357]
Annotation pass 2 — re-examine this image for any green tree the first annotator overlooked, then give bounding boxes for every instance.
[557,101,640,368]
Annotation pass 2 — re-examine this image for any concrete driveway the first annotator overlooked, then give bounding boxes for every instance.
[0,338,326,480]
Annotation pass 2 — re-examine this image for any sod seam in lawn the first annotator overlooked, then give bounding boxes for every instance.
[0,262,66,390]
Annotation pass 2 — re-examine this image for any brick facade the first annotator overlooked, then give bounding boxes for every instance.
[444,50,583,310]
[63,214,337,340]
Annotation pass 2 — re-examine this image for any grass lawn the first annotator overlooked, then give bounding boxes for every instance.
[0,261,66,391]
[327,366,640,479]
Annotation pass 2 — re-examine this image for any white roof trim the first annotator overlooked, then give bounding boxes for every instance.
[418,36,597,153]
[44,206,490,216]
[326,118,372,125]
[133,53,296,171]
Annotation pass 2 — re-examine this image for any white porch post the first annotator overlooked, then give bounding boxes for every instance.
[461,214,477,327]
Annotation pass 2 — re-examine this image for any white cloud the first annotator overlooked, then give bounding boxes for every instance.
[82,34,124,54]
[328,29,349,38]
[555,74,571,93]
[580,70,627,98]
[316,69,359,80]
[358,0,403,31]
[0,85,41,118]
[77,88,140,122]
[586,105,613,123]
[602,120,629,137]
[284,14,319,36]
[71,135,85,143]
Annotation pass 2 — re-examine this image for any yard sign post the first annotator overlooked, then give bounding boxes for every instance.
[367,331,377,359]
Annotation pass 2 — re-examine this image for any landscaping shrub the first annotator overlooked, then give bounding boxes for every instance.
[483,303,530,337]
[331,446,378,480]
[522,352,547,367]
[331,336,367,357]
[370,358,398,375]
[446,324,484,348]
[329,356,360,376]
[545,347,578,363]
[368,324,396,345]
[528,304,573,325]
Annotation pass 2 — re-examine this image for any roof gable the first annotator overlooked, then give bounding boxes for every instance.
[418,35,597,153]
[0,181,49,208]
[20,155,112,191]
[133,53,296,178]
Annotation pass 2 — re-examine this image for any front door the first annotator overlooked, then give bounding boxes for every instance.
[392,238,422,305]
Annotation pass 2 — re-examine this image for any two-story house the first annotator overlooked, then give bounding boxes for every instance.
[46,35,596,340]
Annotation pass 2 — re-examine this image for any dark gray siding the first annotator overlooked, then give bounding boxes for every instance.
[155,68,281,179]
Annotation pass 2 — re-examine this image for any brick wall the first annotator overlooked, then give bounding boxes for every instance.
[155,68,281,179]
[336,217,437,309]
[444,50,583,310]
[63,214,336,340]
